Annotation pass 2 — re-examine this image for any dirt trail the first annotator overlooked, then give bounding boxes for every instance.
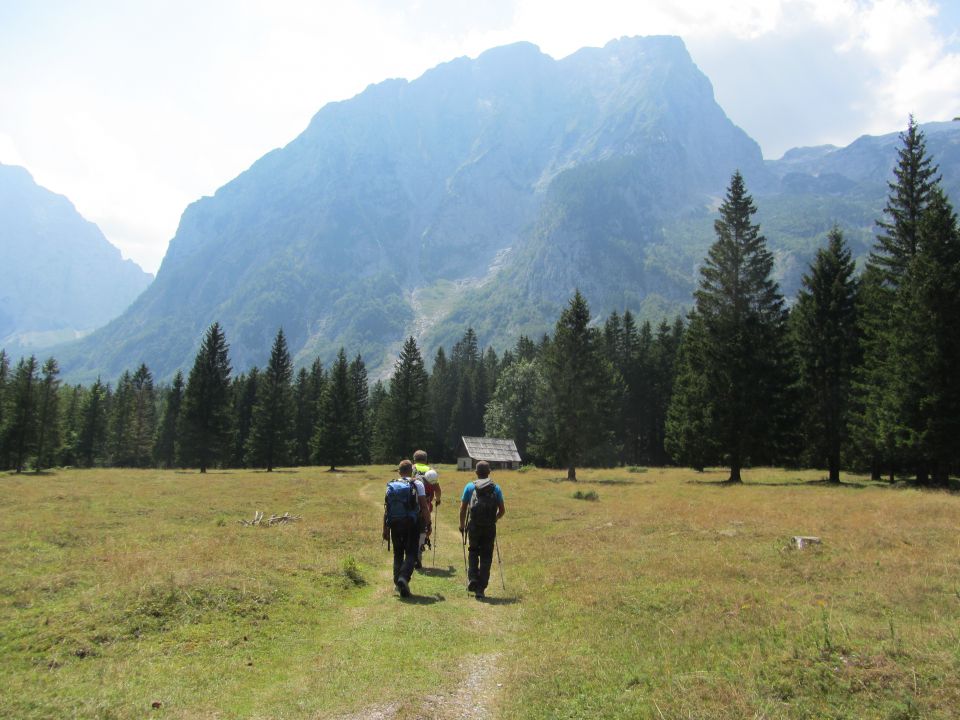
[329,653,501,720]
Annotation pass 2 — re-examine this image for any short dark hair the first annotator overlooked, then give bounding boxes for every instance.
[413,449,428,462]
[398,459,413,476]
[475,461,490,478]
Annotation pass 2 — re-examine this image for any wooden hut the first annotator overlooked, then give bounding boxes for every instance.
[457,436,522,471]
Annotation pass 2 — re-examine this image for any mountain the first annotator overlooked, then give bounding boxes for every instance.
[57,36,769,381]
[54,37,960,382]
[0,163,152,354]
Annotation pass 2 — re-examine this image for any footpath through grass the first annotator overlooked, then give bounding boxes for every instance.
[1,466,959,719]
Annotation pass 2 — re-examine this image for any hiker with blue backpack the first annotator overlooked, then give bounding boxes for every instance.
[383,459,431,597]
[458,461,505,599]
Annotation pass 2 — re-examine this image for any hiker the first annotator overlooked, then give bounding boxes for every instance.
[383,459,431,597]
[458,461,505,599]
[413,449,441,568]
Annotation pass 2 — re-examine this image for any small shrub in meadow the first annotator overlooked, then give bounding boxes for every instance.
[342,556,365,587]
[573,490,599,501]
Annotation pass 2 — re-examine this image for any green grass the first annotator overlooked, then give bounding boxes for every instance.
[2,466,959,718]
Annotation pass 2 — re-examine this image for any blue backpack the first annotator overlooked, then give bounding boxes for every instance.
[385,479,419,524]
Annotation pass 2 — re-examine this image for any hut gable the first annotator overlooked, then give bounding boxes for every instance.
[457,436,522,470]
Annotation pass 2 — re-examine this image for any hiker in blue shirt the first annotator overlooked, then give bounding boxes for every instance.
[458,461,505,599]
[383,459,431,597]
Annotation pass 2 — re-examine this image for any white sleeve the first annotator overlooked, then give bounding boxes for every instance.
[414,479,426,496]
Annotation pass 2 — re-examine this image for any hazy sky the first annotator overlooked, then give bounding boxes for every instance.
[1,0,958,274]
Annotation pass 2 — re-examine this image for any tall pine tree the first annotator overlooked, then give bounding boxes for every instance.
[792,227,859,483]
[313,348,355,470]
[6,355,40,472]
[247,328,294,471]
[666,172,790,482]
[858,118,942,482]
[534,291,619,481]
[154,371,184,468]
[34,357,61,471]
[179,322,232,472]
[377,337,431,461]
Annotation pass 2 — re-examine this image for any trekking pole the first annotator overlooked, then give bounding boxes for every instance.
[461,530,469,592]
[461,510,470,593]
[495,536,505,592]
[432,502,438,567]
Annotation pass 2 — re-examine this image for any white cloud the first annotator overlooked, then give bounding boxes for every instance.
[0,133,25,166]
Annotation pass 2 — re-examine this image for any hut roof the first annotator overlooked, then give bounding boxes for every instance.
[460,436,522,464]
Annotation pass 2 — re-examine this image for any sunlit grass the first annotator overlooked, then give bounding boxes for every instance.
[1,466,958,718]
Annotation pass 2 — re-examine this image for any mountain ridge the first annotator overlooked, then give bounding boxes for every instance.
[47,37,960,382]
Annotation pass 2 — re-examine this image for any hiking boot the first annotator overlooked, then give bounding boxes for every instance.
[467,580,478,593]
[414,559,423,570]
[475,589,486,599]
[397,578,411,598]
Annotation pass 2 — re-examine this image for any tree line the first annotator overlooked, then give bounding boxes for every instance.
[0,119,956,484]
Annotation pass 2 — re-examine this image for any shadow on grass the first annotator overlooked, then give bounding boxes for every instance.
[547,477,645,486]
[687,477,870,489]
[418,565,457,578]
[476,595,521,605]
[399,593,446,605]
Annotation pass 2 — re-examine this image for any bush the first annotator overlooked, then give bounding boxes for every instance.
[627,466,647,473]
[518,464,537,474]
[573,490,599,501]
[342,557,366,587]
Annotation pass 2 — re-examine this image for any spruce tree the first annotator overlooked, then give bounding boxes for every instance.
[179,322,232,473]
[893,188,960,485]
[129,364,157,467]
[858,118,942,482]
[292,367,314,466]
[369,379,392,463]
[664,312,715,471]
[313,348,355,470]
[229,370,259,467]
[535,290,619,481]
[382,337,431,461]
[34,357,61,471]
[109,370,135,466]
[76,378,109,467]
[0,349,9,468]
[666,172,790,482]
[792,228,859,483]
[7,355,40,472]
[59,384,83,467]
[247,328,294,471]
[348,354,370,464]
[154,370,184,468]
[872,116,941,287]
[428,347,455,460]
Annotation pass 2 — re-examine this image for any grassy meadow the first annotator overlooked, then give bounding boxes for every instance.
[1,465,959,719]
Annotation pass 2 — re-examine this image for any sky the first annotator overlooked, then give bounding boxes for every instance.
[1,0,958,275]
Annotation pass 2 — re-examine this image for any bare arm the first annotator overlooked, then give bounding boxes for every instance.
[497,501,505,520]
[459,501,468,532]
